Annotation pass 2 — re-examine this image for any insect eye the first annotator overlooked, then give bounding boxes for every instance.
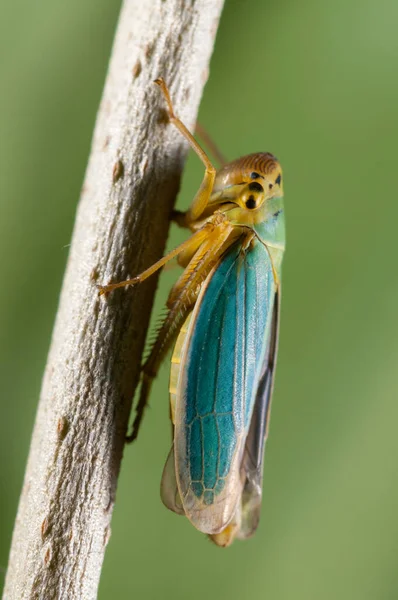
[275,174,282,185]
[246,196,256,209]
[248,181,263,193]
[250,172,260,180]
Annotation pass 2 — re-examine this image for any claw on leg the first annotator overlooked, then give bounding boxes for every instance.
[154,77,176,119]
[97,277,140,296]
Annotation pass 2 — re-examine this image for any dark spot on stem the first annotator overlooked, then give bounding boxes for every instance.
[90,267,100,282]
[57,417,69,440]
[132,60,142,79]
[41,517,51,540]
[43,546,52,567]
[112,160,124,183]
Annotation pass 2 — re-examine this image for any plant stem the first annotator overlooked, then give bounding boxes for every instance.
[3,0,224,598]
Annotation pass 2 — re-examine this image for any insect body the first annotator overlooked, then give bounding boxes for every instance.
[99,79,285,546]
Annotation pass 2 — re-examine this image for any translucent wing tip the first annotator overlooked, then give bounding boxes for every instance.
[160,445,185,516]
[175,432,246,535]
[180,483,242,535]
[237,477,263,540]
[207,478,263,546]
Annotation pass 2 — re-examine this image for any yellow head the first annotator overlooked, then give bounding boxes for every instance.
[210,152,283,214]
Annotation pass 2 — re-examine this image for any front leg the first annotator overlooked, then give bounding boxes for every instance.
[127,218,235,442]
[97,221,217,295]
[155,78,216,226]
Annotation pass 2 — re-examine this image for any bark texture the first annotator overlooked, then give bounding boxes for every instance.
[3,0,224,598]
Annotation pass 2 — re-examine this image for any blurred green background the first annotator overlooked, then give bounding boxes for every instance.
[1,0,398,598]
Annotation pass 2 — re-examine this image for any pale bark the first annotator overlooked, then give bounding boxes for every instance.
[3,0,224,598]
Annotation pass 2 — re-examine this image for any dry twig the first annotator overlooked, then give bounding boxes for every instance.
[3,0,224,598]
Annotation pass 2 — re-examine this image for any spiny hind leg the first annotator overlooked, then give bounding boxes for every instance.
[155,78,216,225]
[127,219,235,442]
[126,297,192,442]
[127,239,217,443]
[127,372,154,443]
[126,237,218,442]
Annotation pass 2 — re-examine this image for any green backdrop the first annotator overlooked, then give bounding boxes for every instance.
[1,0,398,598]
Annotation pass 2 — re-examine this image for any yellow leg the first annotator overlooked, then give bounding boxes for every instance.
[126,220,237,442]
[155,78,216,224]
[167,220,235,307]
[126,297,191,442]
[97,222,216,295]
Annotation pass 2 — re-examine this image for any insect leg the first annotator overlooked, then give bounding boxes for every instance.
[167,221,238,306]
[97,222,216,295]
[126,295,191,443]
[127,220,236,442]
[155,78,216,224]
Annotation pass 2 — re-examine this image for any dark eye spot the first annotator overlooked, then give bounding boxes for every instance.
[246,196,256,209]
[275,174,282,185]
[268,183,273,190]
[248,181,263,192]
[250,172,260,179]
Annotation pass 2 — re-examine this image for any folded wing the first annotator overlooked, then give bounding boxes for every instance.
[173,239,276,534]
[238,289,280,539]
